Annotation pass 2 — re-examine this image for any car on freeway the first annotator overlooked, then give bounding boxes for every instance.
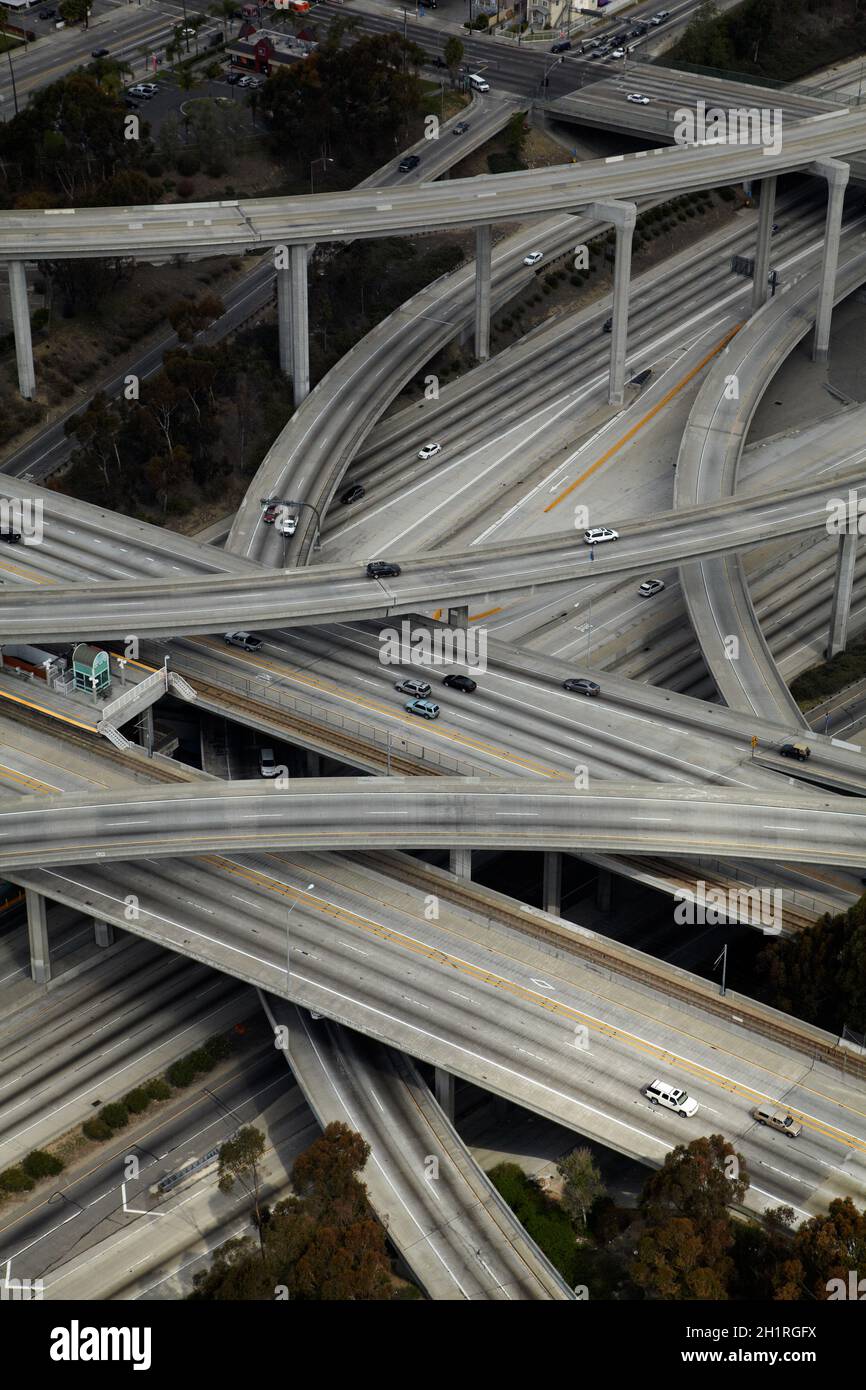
[259,747,278,777]
[262,504,280,524]
[627,92,650,103]
[224,630,263,652]
[398,153,421,173]
[405,697,440,720]
[610,48,625,58]
[0,529,21,544]
[366,560,401,579]
[602,316,612,332]
[91,47,110,59]
[443,674,477,693]
[643,1078,698,1117]
[753,1104,802,1138]
[418,442,442,460]
[583,526,619,545]
[563,678,601,697]
[277,514,298,537]
[523,250,543,266]
[780,741,811,761]
[395,677,432,697]
[638,578,665,597]
[340,484,365,505]
[453,120,470,135]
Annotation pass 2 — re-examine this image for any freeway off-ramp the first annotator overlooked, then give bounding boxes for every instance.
[0,777,864,868]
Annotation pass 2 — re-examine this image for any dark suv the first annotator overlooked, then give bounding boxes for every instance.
[366,561,401,580]
[551,39,571,53]
[398,154,421,173]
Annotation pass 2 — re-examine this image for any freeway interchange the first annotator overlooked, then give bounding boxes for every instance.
[2,13,866,1308]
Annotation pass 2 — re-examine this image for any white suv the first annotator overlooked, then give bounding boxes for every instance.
[643,1078,699,1117]
[583,526,619,545]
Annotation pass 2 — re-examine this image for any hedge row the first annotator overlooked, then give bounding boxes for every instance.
[82,1034,233,1144]
[0,1148,64,1195]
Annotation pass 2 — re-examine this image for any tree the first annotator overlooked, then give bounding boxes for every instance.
[167,291,225,342]
[209,0,237,41]
[752,894,866,1035]
[792,1198,866,1299]
[218,1125,268,1254]
[59,0,89,28]
[443,35,463,85]
[641,1133,748,1229]
[633,1216,731,1300]
[557,1146,605,1230]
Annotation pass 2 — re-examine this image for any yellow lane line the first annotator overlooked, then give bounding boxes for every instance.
[544,323,743,513]
[0,687,97,734]
[0,761,62,794]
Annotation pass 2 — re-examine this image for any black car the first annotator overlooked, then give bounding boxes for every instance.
[225,71,242,84]
[443,674,477,693]
[453,121,470,135]
[563,678,601,697]
[398,154,421,174]
[124,97,140,109]
[551,39,571,53]
[366,561,401,580]
[603,317,612,333]
[91,47,110,59]
[0,529,21,544]
[340,484,365,505]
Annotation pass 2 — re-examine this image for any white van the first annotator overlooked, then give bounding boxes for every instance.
[468,73,490,92]
[643,1078,699,1117]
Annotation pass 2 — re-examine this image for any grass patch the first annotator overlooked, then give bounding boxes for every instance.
[791,635,866,711]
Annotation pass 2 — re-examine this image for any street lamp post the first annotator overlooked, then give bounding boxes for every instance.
[283,498,322,550]
[310,155,334,193]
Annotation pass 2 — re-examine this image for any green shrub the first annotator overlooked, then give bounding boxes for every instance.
[166,1057,198,1088]
[101,1102,130,1131]
[123,1088,150,1115]
[21,1150,63,1180]
[0,1167,34,1193]
[83,1118,113,1142]
[176,151,200,177]
[204,1034,231,1063]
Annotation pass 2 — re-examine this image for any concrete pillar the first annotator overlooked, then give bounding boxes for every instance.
[9,262,35,401]
[474,224,491,363]
[543,851,561,916]
[810,159,849,364]
[276,265,292,376]
[138,705,154,756]
[827,531,857,658]
[447,606,469,630]
[434,1066,455,1121]
[589,200,636,406]
[26,889,50,984]
[305,749,320,777]
[94,919,115,948]
[596,868,613,913]
[290,244,310,404]
[751,175,777,314]
[450,846,472,879]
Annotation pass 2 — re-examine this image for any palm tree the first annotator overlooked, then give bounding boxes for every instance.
[209,0,236,41]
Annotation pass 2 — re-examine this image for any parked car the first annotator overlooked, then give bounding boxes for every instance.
[340,484,365,505]
[38,8,57,17]
[443,674,477,693]
[418,442,441,460]
[753,1104,802,1138]
[643,1078,698,1117]
[224,630,263,652]
[237,75,257,87]
[563,678,601,697]
[128,83,158,98]
[583,526,619,545]
[398,153,421,173]
[780,741,811,761]
[225,71,243,84]
[638,578,665,597]
[627,92,651,104]
[523,250,543,266]
[124,97,140,110]
[395,677,432,697]
[453,121,470,135]
[405,697,440,720]
[366,560,401,579]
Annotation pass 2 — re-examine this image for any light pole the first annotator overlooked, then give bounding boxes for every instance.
[713,944,728,997]
[283,497,322,550]
[310,155,333,193]
[286,883,315,987]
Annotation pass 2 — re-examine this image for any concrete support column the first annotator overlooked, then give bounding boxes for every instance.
[305,749,321,777]
[447,605,469,630]
[276,265,293,377]
[26,888,50,984]
[827,531,857,658]
[474,224,492,363]
[94,919,115,948]
[9,262,35,401]
[450,846,472,879]
[290,243,311,404]
[751,175,777,313]
[809,159,849,364]
[542,850,561,916]
[596,868,613,913]
[138,704,154,756]
[589,200,637,405]
[434,1066,455,1121]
